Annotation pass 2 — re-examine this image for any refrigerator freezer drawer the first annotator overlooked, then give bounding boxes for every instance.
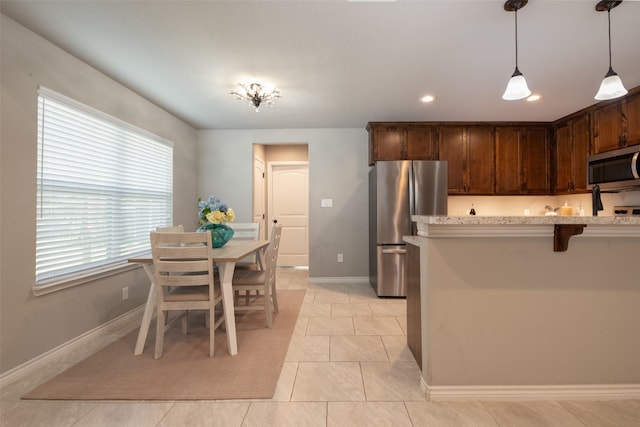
[375,245,407,297]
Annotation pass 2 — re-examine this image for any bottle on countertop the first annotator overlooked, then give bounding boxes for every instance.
[469,204,476,216]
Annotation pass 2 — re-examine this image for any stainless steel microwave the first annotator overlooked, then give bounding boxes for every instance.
[587,145,640,191]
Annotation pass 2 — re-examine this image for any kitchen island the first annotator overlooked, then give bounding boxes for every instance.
[404,215,640,401]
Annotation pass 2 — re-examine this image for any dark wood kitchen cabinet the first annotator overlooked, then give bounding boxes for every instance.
[626,91,640,146]
[495,127,521,194]
[593,101,625,153]
[495,126,550,194]
[368,125,403,164]
[521,127,550,194]
[592,90,640,153]
[439,125,495,194]
[367,123,438,165]
[554,114,590,193]
[406,126,438,160]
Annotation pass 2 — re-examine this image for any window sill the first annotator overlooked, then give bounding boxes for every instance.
[32,263,140,296]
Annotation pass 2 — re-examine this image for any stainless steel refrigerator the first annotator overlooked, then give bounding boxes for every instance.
[369,160,448,297]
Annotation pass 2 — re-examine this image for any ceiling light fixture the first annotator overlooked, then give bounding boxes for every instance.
[502,0,532,101]
[229,82,280,112]
[594,0,627,100]
[421,95,435,103]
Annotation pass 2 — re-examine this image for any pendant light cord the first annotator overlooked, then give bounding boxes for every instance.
[607,8,612,70]
[514,8,519,70]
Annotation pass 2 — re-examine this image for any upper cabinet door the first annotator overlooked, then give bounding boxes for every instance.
[571,115,590,192]
[555,109,610,195]
[520,127,549,194]
[466,126,495,194]
[370,126,405,164]
[495,127,523,194]
[406,126,438,160]
[626,92,640,146]
[438,126,466,193]
[593,102,625,153]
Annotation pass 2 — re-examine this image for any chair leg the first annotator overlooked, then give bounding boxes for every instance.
[209,307,215,357]
[264,289,273,328]
[181,311,188,334]
[271,282,279,313]
[155,309,166,359]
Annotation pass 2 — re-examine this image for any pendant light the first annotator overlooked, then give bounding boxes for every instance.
[502,0,532,101]
[594,0,627,100]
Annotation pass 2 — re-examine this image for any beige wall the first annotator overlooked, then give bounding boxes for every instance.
[0,15,198,374]
[198,129,369,279]
[264,144,308,163]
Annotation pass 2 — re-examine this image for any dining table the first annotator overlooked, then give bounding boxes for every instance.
[128,238,269,356]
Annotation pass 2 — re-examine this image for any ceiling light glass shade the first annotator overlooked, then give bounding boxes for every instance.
[229,82,280,112]
[594,68,628,100]
[502,69,532,100]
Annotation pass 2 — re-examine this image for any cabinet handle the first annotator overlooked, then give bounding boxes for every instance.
[619,135,627,147]
[381,248,407,255]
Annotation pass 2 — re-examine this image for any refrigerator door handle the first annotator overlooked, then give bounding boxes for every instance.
[381,248,407,255]
[408,162,415,217]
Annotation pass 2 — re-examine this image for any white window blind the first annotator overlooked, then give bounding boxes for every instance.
[36,87,173,289]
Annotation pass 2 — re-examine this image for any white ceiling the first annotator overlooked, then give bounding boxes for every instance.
[2,0,639,130]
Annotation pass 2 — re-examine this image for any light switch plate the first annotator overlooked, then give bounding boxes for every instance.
[321,198,333,208]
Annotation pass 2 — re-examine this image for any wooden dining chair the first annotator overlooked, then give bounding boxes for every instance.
[150,231,225,359]
[231,224,282,328]
[228,222,261,270]
[156,225,184,232]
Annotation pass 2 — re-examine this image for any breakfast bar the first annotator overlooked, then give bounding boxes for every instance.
[405,215,640,401]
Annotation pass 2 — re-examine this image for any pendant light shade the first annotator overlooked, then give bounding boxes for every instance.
[594,1,627,100]
[502,1,532,101]
[595,68,628,100]
[503,68,531,101]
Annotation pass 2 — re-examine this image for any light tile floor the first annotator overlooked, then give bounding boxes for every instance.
[1,268,639,426]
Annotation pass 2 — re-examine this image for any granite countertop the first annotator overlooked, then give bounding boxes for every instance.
[412,215,640,226]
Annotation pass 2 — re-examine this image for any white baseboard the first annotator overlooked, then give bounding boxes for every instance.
[426,383,640,401]
[308,276,369,284]
[0,305,144,387]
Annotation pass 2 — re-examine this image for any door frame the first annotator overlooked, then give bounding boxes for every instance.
[252,156,266,240]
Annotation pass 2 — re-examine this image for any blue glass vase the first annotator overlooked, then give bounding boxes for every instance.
[197,223,234,248]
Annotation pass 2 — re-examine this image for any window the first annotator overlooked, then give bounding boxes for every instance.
[35,87,173,293]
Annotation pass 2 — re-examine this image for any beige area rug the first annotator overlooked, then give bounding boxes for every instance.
[23,289,305,401]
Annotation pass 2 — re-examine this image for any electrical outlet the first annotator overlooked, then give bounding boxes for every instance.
[122,287,129,300]
[337,253,343,263]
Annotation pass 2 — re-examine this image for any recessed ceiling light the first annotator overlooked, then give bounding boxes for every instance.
[421,95,435,103]
[526,94,542,102]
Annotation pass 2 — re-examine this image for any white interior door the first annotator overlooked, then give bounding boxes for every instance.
[253,157,266,240]
[269,163,309,266]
